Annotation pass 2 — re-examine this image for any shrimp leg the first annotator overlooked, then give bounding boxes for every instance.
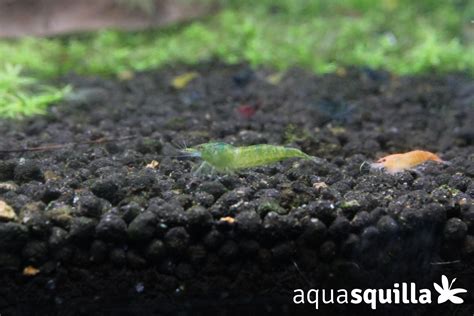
[193,161,213,176]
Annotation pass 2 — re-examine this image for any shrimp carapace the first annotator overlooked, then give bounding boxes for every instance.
[183,142,322,174]
[370,150,444,174]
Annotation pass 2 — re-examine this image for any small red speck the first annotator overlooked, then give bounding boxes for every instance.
[237,104,257,119]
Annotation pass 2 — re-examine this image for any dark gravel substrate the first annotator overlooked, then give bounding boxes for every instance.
[0,63,473,315]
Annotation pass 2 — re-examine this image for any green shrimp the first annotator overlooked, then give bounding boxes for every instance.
[183,142,322,174]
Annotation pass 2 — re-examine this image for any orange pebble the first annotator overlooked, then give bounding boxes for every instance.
[23,266,40,276]
[371,150,444,174]
[219,216,235,224]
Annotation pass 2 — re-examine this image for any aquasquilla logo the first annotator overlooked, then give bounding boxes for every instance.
[433,275,467,304]
[293,274,468,310]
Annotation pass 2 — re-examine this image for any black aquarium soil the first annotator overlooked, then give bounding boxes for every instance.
[0,63,473,315]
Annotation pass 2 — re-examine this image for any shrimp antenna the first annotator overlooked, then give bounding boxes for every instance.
[170,139,181,150]
[359,161,369,172]
[171,138,190,151]
[154,154,196,159]
[178,139,187,151]
[0,135,138,154]
[441,159,452,166]
[292,260,312,287]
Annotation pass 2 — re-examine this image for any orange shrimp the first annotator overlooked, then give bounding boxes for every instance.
[370,150,445,174]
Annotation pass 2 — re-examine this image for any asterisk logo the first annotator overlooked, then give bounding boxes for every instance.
[433,275,467,304]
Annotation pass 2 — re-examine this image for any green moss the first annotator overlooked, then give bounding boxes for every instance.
[284,124,312,144]
[436,184,461,196]
[0,0,472,117]
[0,64,70,118]
[257,199,287,216]
[165,117,188,130]
[340,200,361,210]
[1,0,472,79]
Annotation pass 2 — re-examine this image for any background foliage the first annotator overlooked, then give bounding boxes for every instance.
[0,0,472,117]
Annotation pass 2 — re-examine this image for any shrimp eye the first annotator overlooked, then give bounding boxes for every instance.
[378,158,386,163]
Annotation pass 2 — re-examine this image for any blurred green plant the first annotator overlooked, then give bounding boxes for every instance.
[0,0,472,78]
[0,0,473,118]
[0,64,71,118]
